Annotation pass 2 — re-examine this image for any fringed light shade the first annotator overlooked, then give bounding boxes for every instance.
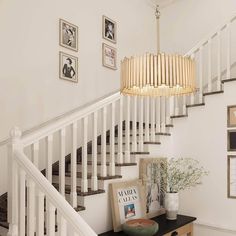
[121,53,196,97]
[120,6,196,97]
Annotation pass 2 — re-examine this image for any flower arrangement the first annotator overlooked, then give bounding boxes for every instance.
[153,158,208,193]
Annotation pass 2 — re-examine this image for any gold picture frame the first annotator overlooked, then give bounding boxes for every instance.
[227,129,236,151]
[102,43,117,70]
[59,19,78,52]
[227,155,236,199]
[109,180,147,232]
[59,51,78,83]
[227,105,236,127]
[102,15,117,44]
[139,158,167,218]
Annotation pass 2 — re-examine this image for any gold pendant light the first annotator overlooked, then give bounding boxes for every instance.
[120,6,196,97]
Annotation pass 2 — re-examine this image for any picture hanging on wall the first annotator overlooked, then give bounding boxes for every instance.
[109,180,146,232]
[59,51,78,83]
[103,15,117,44]
[227,105,236,127]
[102,43,117,70]
[228,155,236,199]
[59,19,78,51]
[227,129,236,151]
[139,158,166,218]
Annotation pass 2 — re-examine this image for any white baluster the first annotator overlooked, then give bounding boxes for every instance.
[8,127,21,236]
[217,31,221,91]
[161,97,166,133]
[207,39,212,92]
[71,122,78,207]
[226,23,231,80]
[145,97,150,141]
[27,179,35,236]
[91,111,98,191]
[199,46,203,103]
[125,96,131,163]
[82,117,88,192]
[117,96,123,164]
[174,96,179,115]
[139,97,144,151]
[151,97,155,141]
[36,190,44,236]
[46,134,53,183]
[101,107,107,177]
[19,169,26,236]
[165,97,171,125]
[59,128,66,197]
[169,96,174,117]
[32,141,39,168]
[47,202,56,236]
[132,96,137,151]
[155,97,161,133]
[182,95,187,115]
[109,102,115,176]
[58,213,67,236]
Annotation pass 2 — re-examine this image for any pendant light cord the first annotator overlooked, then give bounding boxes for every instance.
[155,5,161,54]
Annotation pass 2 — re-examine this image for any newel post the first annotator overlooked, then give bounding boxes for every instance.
[7,127,22,236]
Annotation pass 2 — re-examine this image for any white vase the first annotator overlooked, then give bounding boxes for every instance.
[164,192,179,220]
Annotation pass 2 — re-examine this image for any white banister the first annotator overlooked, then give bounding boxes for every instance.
[217,31,221,91]
[156,97,161,133]
[190,54,195,105]
[12,148,97,236]
[27,179,36,236]
[71,122,78,207]
[59,128,66,197]
[125,96,131,163]
[145,97,150,141]
[101,107,107,177]
[117,96,123,164]
[132,96,137,151]
[46,134,53,183]
[226,22,231,80]
[139,97,144,151]
[109,102,115,176]
[161,97,166,133]
[19,169,26,236]
[36,190,45,236]
[198,46,203,103]
[82,117,88,192]
[91,111,98,191]
[207,39,212,92]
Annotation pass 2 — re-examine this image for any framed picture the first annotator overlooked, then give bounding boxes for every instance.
[102,43,117,70]
[59,51,78,83]
[109,180,146,232]
[59,19,78,51]
[103,15,117,44]
[227,105,236,127]
[228,155,236,199]
[227,130,236,151]
[139,158,166,218]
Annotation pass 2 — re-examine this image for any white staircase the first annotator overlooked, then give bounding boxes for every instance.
[3,13,236,236]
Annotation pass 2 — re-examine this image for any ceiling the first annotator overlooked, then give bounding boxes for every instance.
[147,0,177,9]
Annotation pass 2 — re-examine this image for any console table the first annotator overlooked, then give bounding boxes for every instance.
[99,214,196,236]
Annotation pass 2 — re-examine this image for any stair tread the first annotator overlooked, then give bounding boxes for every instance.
[222,78,236,83]
[76,161,137,167]
[121,133,170,137]
[87,151,150,155]
[170,114,188,118]
[186,103,205,108]
[53,183,105,196]
[203,90,224,96]
[52,170,122,180]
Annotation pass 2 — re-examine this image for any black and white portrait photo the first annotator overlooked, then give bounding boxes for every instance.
[59,52,78,83]
[103,16,117,44]
[60,19,78,51]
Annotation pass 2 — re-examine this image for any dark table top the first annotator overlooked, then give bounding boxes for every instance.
[99,214,197,236]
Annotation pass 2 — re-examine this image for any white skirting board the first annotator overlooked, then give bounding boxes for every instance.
[194,221,236,235]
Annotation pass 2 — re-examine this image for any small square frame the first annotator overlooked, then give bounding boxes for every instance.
[102,43,117,70]
[227,105,236,127]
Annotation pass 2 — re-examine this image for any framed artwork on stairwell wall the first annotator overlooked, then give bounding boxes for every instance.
[59,51,78,83]
[139,158,166,218]
[102,43,117,70]
[109,180,147,232]
[227,130,236,151]
[103,15,117,44]
[59,19,79,52]
[227,105,236,127]
[228,155,236,199]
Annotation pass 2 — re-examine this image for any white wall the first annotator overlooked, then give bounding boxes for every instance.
[160,0,236,54]
[170,81,236,235]
[0,0,156,195]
